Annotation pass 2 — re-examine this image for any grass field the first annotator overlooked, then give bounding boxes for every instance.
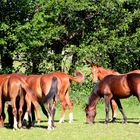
[1,97,140,140]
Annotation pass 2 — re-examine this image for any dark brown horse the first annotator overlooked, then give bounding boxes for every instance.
[26,74,59,130]
[91,64,140,122]
[0,74,41,129]
[85,73,140,124]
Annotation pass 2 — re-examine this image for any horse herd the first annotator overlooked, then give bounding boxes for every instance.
[0,64,140,131]
[0,71,84,130]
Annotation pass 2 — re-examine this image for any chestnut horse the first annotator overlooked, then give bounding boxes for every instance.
[49,71,84,123]
[85,73,140,124]
[26,74,59,130]
[0,74,41,129]
[91,64,140,122]
[31,71,84,124]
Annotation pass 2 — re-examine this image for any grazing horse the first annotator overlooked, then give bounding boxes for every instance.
[26,74,59,130]
[85,73,140,124]
[91,64,140,122]
[0,74,41,129]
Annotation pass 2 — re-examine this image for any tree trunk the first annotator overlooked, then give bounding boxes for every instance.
[1,49,13,73]
[52,41,64,71]
[68,52,78,74]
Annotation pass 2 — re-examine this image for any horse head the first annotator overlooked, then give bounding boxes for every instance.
[91,64,100,83]
[85,103,96,124]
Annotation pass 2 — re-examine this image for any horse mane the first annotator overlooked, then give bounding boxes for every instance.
[99,66,118,74]
[92,63,119,74]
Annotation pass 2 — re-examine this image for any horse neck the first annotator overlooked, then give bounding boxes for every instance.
[87,90,100,111]
[98,67,112,80]
[98,67,120,80]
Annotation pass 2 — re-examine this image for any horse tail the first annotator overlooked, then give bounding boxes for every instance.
[42,76,58,103]
[19,78,37,100]
[68,70,84,83]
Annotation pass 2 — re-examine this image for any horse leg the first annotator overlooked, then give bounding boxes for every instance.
[31,103,36,126]
[18,95,24,128]
[51,94,58,128]
[47,103,53,130]
[10,98,18,130]
[25,93,41,125]
[7,102,14,128]
[0,95,4,128]
[110,99,117,123]
[104,95,112,124]
[114,98,127,123]
[40,103,49,118]
[1,99,6,123]
[59,98,67,123]
[65,91,73,123]
[24,94,32,128]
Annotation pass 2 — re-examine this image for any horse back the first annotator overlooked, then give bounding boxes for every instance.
[98,75,130,98]
[26,75,42,99]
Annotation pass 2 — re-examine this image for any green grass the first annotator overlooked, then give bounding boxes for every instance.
[1,98,140,140]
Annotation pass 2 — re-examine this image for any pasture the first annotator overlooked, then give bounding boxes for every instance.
[0,97,140,140]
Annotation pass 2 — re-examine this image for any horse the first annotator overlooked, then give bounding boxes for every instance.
[85,73,140,124]
[0,74,41,129]
[91,64,140,122]
[49,71,84,123]
[30,71,84,124]
[25,74,59,130]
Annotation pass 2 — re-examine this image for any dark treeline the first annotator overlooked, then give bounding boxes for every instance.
[0,0,140,74]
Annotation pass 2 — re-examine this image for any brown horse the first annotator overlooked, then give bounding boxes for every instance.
[91,64,140,122]
[26,74,59,130]
[0,74,41,129]
[85,73,140,124]
[48,70,84,123]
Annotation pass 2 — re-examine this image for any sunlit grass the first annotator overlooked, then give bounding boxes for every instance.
[1,97,140,140]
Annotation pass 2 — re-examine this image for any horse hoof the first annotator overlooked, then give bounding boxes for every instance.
[13,127,18,131]
[31,121,35,127]
[104,121,109,124]
[123,121,127,124]
[47,126,54,130]
[37,119,40,125]
[69,120,73,123]
[59,120,64,123]
[110,118,116,123]
[0,125,4,128]
[18,123,22,129]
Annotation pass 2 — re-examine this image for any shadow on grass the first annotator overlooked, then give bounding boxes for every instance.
[40,119,78,123]
[95,117,139,124]
[3,117,139,130]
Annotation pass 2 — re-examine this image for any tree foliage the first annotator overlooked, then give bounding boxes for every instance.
[0,0,140,104]
[1,0,139,74]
